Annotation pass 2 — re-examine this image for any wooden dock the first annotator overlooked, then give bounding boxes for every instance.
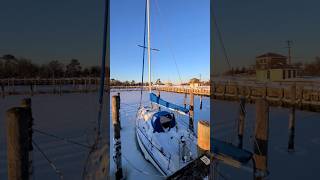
[1,78,320,111]
[167,153,211,180]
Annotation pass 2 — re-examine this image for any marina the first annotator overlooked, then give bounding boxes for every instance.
[109,90,210,179]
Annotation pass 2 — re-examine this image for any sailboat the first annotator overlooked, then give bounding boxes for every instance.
[135,0,198,177]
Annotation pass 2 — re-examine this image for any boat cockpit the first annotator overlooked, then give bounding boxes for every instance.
[151,111,176,133]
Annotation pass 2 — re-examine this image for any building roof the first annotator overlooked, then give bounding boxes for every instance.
[256,52,287,58]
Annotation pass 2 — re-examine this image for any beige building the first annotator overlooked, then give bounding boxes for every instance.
[189,82,200,88]
[189,78,201,88]
[256,53,299,81]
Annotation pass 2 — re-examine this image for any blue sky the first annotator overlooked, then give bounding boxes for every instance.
[111,0,210,83]
[214,0,320,73]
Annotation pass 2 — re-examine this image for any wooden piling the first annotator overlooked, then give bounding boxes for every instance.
[197,120,210,154]
[112,95,122,180]
[12,78,15,94]
[157,91,161,110]
[253,98,269,179]
[238,97,246,149]
[52,78,56,94]
[184,93,187,108]
[59,79,62,96]
[73,79,76,89]
[29,82,34,96]
[21,98,33,179]
[84,78,87,92]
[200,95,203,110]
[189,92,194,131]
[288,85,296,152]
[1,80,5,98]
[6,107,31,180]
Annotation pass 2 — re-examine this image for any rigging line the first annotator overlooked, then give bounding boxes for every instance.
[32,140,64,180]
[212,11,233,73]
[96,0,110,137]
[83,0,109,178]
[33,129,91,149]
[154,0,183,84]
[140,0,148,107]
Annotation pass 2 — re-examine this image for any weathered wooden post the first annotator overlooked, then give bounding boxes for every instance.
[238,97,246,149]
[21,98,33,179]
[52,78,56,94]
[184,93,187,108]
[189,92,194,131]
[112,95,123,180]
[253,98,269,180]
[157,91,161,110]
[29,82,34,96]
[288,84,296,152]
[197,120,210,155]
[96,78,99,90]
[73,79,76,90]
[1,80,5,98]
[200,95,203,110]
[59,79,62,96]
[6,107,31,180]
[12,78,15,94]
[84,78,88,92]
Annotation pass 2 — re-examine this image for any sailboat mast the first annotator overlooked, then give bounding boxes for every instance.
[147,0,151,93]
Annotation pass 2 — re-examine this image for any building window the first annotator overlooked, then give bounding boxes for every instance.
[293,70,296,78]
[267,70,270,79]
[283,70,286,79]
[288,70,291,78]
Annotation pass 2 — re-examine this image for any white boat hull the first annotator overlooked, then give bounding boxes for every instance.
[136,127,167,176]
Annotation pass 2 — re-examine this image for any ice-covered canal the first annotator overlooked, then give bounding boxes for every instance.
[1,90,320,179]
[109,90,210,179]
[0,92,108,180]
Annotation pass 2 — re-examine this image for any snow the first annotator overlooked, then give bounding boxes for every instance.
[1,88,317,179]
[0,92,108,180]
[109,90,209,179]
[212,100,320,179]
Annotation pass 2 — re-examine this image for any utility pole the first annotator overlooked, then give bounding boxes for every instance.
[286,40,293,65]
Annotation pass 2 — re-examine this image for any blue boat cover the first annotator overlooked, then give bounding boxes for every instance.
[211,138,253,164]
[151,111,176,133]
[150,93,189,114]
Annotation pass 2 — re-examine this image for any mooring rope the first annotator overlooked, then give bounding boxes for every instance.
[33,129,91,149]
[32,140,64,180]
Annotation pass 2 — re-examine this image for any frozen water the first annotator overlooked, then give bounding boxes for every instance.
[0,92,108,179]
[212,100,320,179]
[109,90,209,179]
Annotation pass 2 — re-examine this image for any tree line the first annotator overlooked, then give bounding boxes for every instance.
[0,54,101,79]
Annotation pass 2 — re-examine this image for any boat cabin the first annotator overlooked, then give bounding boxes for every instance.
[151,111,176,133]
